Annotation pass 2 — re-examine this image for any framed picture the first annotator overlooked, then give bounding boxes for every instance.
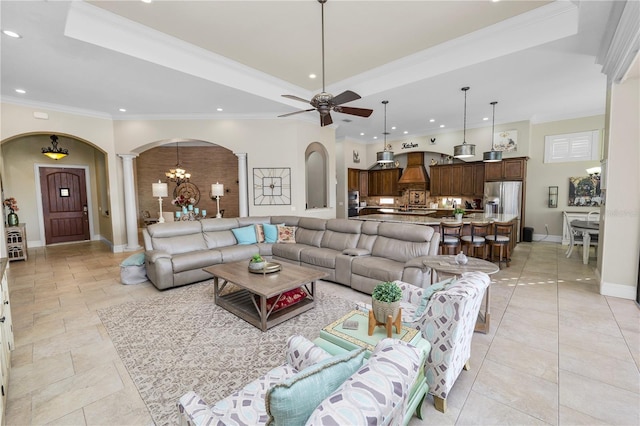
[493,130,518,152]
[568,176,602,206]
[253,168,291,205]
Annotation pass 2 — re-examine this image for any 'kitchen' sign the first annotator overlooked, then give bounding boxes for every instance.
[401,142,419,149]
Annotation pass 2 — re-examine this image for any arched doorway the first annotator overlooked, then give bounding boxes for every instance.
[305,142,328,209]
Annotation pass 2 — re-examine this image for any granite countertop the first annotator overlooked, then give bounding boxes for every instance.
[351,213,518,226]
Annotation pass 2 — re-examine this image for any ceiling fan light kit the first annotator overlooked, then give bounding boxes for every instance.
[376,100,394,164]
[278,0,373,127]
[483,101,503,162]
[453,86,476,159]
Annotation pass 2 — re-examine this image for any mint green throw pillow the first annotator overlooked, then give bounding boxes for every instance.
[231,225,258,245]
[263,223,282,243]
[413,277,457,320]
[121,252,145,266]
[265,348,366,426]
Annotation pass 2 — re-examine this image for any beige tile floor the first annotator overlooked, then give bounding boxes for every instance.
[4,240,639,425]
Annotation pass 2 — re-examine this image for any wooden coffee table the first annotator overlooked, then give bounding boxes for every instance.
[203,261,327,331]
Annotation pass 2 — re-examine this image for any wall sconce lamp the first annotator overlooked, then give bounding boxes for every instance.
[548,186,558,208]
[211,182,224,218]
[152,180,169,222]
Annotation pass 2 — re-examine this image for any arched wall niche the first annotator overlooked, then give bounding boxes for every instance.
[305,142,328,210]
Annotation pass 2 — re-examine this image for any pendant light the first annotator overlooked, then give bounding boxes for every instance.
[453,87,475,158]
[42,135,69,160]
[483,101,503,162]
[165,141,191,185]
[376,100,394,164]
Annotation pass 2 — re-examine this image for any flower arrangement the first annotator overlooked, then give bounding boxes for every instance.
[3,197,18,213]
[171,195,196,208]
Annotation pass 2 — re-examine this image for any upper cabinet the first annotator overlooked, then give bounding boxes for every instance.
[347,168,360,191]
[430,161,492,196]
[368,168,402,196]
[358,171,369,197]
[484,157,527,181]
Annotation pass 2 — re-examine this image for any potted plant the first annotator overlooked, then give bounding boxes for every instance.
[248,254,266,271]
[453,207,465,222]
[371,281,402,324]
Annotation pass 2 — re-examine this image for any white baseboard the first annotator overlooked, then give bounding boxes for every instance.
[600,280,637,300]
[28,240,44,248]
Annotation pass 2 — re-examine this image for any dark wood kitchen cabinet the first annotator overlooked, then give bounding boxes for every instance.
[358,171,368,196]
[484,157,527,181]
[368,168,401,196]
[431,162,484,196]
[348,168,360,191]
[473,162,485,196]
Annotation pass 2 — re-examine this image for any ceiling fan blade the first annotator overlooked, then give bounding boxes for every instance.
[278,108,315,118]
[282,94,311,104]
[321,113,333,127]
[331,90,361,106]
[334,106,374,118]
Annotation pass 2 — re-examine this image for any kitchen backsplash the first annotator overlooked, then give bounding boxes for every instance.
[361,189,482,209]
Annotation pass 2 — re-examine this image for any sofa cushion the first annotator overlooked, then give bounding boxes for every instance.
[265,348,366,426]
[320,219,361,251]
[153,234,208,256]
[255,224,266,243]
[277,225,297,243]
[219,244,261,263]
[272,243,307,262]
[171,249,222,273]
[300,247,338,269]
[351,257,405,282]
[232,225,259,245]
[295,218,326,247]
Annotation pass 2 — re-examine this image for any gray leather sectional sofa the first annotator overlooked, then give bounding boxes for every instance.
[142,215,440,293]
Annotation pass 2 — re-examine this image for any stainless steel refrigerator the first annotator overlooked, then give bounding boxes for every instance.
[484,181,522,242]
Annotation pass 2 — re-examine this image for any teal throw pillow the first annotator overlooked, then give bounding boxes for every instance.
[413,277,457,320]
[231,225,258,245]
[263,223,282,243]
[121,252,145,266]
[265,348,366,426]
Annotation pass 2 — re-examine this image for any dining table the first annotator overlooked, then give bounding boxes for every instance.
[571,220,599,264]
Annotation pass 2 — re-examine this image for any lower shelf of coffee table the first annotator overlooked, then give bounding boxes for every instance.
[216,288,314,331]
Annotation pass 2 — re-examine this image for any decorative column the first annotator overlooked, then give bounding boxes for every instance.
[235,152,249,217]
[118,154,142,251]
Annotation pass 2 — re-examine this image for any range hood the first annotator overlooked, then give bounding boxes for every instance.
[398,152,430,188]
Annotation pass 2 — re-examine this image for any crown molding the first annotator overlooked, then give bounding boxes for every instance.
[1,97,112,120]
[597,0,640,84]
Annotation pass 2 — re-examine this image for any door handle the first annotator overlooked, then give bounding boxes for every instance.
[83,204,88,215]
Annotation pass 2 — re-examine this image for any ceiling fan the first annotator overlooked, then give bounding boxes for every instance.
[278,0,373,127]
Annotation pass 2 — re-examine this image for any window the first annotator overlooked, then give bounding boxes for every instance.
[544,130,600,163]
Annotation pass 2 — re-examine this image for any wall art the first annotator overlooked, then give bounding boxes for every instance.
[493,130,518,152]
[568,175,602,206]
[253,167,291,205]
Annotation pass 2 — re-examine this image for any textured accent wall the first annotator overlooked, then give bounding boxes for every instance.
[136,145,239,221]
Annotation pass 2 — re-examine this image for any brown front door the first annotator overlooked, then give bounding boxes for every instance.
[40,167,90,244]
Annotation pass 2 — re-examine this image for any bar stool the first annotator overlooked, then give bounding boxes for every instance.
[485,221,514,268]
[440,222,463,255]
[460,222,490,259]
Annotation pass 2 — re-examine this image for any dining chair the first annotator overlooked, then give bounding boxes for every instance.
[485,221,514,268]
[460,222,490,259]
[564,211,598,258]
[587,210,600,223]
[439,222,463,255]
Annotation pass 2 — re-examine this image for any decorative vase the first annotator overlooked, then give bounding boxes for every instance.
[371,298,400,324]
[455,251,468,265]
[248,261,266,271]
[7,212,18,227]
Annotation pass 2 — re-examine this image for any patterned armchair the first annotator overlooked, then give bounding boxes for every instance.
[356,271,490,413]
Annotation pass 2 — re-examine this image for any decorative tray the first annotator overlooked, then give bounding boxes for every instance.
[248,262,281,274]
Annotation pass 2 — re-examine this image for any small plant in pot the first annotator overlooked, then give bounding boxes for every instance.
[371,281,402,324]
[453,207,465,221]
[248,254,266,270]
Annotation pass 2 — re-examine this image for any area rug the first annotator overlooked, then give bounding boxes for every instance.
[97,281,354,425]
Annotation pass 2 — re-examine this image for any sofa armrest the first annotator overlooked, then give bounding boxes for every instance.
[145,250,171,263]
[178,391,216,426]
[306,339,422,426]
[285,335,332,372]
[341,248,370,256]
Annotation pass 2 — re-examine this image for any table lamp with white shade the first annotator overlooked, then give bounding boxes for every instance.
[152,180,169,223]
[211,182,224,218]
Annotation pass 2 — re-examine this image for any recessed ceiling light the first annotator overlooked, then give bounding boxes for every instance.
[141,0,153,3]
[217,108,223,112]
[15,89,26,94]
[360,132,365,136]
[391,126,396,130]
[483,117,489,121]
[403,131,408,134]
[309,73,316,79]
[429,119,435,123]
[373,136,378,140]
[2,30,21,38]
[440,124,445,128]
[119,108,127,112]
